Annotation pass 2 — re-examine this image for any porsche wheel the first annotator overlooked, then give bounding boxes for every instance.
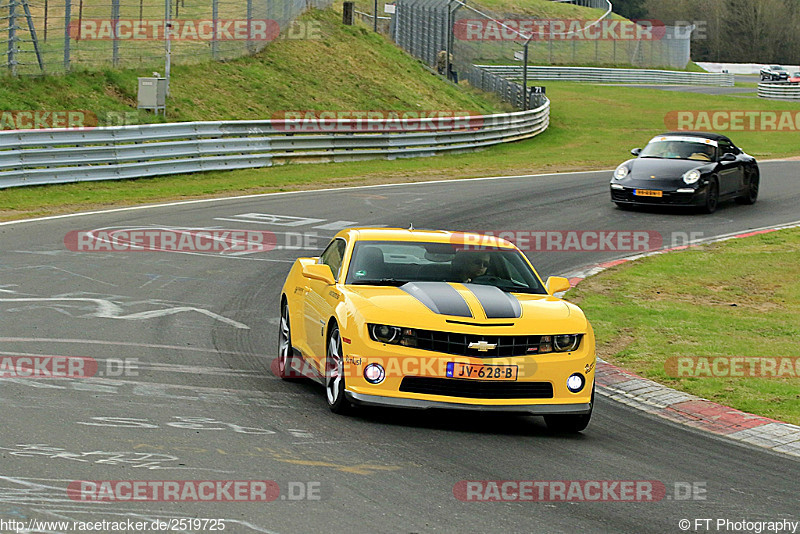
[702,179,719,214]
[277,301,296,379]
[544,385,594,433]
[325,324,351,414]
[736,172,759,205]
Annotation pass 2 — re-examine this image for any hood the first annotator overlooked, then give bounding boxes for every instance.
[345,282,586,333]
[628,158,710,179]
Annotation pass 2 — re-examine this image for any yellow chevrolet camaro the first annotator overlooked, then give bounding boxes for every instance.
[278,228,596,432]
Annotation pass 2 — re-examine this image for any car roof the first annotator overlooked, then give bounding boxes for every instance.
[338,228,516,248]
[654,131,733,143]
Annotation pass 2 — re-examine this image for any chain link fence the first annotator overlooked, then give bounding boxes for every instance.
[3,0,331,75]
[392,0,696,80]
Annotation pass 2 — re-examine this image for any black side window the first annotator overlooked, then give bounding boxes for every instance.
[319,239,347,281]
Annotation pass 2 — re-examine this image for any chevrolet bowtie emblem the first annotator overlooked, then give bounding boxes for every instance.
[650,175,655,179]
[468,340,497,352]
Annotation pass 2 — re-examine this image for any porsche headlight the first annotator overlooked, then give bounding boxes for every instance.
[683,169,702,185]
[368,324,417,347]
[614,165,629,180]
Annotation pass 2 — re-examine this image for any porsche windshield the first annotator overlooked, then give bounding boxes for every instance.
[639,138,717,161]
[345,240,547,294]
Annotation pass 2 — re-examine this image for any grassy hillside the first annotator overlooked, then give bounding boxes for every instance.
[0,9,505,126]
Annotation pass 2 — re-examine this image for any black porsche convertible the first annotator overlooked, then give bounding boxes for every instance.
[609,132,760,213]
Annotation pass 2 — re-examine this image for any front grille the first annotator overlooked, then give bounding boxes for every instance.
[412,329,543,357]
[612,188,695,205]
[400,376,554,399]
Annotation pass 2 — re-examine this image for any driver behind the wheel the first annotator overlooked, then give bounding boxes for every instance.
[662,141,684,159]
[688,144,714,161]
[451,251,490,282]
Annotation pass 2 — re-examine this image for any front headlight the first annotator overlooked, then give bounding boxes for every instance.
[683,169,701,185]
[553,334,581,352]
[368,324,417,347]
[538,334,582,353]
[614,165,629,180]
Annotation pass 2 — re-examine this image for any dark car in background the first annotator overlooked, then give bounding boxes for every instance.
[609,132,760,214]
[760,65,789,81]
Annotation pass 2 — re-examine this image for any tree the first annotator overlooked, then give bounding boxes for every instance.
[610,0,647,20]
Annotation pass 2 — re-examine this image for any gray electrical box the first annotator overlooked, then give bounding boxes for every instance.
[137,77,167,115]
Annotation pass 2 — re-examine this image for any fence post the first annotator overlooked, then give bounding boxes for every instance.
[8,0,16,75]
[246,0,253,54]
[63,0,70,71]
[211,0,218,59]
[111,0,120,67]
[521,42,528,110]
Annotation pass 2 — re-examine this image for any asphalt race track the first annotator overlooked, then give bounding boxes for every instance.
[1,161,799,533]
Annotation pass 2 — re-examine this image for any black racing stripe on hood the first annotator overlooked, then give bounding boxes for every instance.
[464,283,522,319]
[400,282,472,318]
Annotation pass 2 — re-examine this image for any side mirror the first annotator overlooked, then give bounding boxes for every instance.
[631,148,642,156]
[720,153,736,162]
[302,263,335,285]
[545,276,571,295]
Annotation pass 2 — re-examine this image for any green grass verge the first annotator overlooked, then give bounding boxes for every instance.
[3,80,800,220]
[570,228,800,425]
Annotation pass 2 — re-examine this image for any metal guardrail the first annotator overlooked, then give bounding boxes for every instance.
[758,82,800,100]
[0,104,549,189]
[477,65,735,86]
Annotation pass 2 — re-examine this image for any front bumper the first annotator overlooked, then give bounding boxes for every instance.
[340,335,596,411]
[346,391,593,415]
[610,184,708,207]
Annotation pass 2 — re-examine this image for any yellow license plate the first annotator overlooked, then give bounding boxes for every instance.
[446,362,518,381]
[634,189,663,197]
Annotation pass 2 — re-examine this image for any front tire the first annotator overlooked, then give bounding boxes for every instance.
[701,179,719,214]
[277,302,296,379]
[325,324,351,414]
[545,385,594,433]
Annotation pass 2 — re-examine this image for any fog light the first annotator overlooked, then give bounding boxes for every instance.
[566,373,585,393]
[364,363,385,384]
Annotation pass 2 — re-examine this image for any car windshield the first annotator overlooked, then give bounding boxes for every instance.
[639,137,717,161]
[345,240,547,294]
[771,65,785,70]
